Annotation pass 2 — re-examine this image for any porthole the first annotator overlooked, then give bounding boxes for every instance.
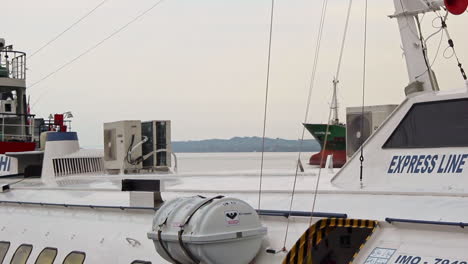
[0,242,10,264]
[10,244,33,264]
[35,247,58,264]
[62,251,85,264]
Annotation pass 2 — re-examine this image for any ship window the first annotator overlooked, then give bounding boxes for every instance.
[35,248,58,264]
[4,104,11,113]
[62,252,85,264]
[10,244,33,264]
[383,99,468,148]
[131,261,151,264]
[0,242,10,264]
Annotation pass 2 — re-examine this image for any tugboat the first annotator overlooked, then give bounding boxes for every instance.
[0,38,72,175]
[0,38,37,154]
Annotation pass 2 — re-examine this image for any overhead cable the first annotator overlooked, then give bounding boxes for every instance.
[281,0,331,249]
[359,0,369,185]
[30,0,166,107]
[29,0,110,59]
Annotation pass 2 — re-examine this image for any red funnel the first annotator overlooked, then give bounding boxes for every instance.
[445,0,468,15]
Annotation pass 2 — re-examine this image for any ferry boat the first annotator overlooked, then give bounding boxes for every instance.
[0,0,466,263]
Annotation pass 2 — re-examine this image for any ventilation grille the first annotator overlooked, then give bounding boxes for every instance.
[52,157,104,177]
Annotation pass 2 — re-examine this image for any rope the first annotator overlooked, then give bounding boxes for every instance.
[30,0,167,107]
[258,0,276,211]
[29,0,110,59]
[281,0,330,248]
[359,0,368,184]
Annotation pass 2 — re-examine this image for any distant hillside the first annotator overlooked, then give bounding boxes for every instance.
[172,137,320,153]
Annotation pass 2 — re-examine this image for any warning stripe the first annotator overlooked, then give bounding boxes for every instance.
[282,218,378,264]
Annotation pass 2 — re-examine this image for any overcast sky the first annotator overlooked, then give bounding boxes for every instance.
[3,0,468,146]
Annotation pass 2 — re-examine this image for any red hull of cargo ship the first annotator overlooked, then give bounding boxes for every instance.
[309,149,346,168]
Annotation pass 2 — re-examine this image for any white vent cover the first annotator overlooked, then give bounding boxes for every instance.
[148,196,267,264]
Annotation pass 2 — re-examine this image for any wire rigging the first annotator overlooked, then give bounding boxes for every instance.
[440,19,467,81]
[415,15,436,89]
[307,0,357,228]
[258,0,276,211]
[280,0,331,247]
[335,0,354,80]
[415,11,467,83]
[30,0,167,107]
[28,0,110,59]
[359,0,368,185]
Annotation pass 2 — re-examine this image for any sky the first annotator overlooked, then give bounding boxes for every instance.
[2,0,468,147]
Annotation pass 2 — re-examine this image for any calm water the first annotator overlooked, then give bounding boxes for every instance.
[175,152,316,174]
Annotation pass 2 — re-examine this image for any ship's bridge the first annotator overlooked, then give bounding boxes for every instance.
[0,41,26,87]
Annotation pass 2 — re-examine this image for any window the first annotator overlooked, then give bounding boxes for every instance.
[62,252,85,264]
[0,242,10,264]
[131,261,151,264]
[35,248,58,264]
[383,99,468,148]
[10,244,33,264]
[4,104,11,113]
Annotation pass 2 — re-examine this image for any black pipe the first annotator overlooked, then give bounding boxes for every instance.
[257,209,347,218]
[385,217,468,228]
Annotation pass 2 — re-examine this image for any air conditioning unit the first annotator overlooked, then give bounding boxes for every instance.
[103,120,142,174]
[346,104,398,157]
[141,120,171,170]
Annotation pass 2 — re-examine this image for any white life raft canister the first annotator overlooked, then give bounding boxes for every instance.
[147,196,267,264]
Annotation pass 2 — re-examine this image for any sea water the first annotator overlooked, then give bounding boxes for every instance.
[175,152,318,176]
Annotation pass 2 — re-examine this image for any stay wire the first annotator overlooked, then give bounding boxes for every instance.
[30,0,167,107]
[28,0,110,59]
[282,0,330,246]
[308,94,334,227]
[359,0,368,184]
[307,0,353,227]
[258,0,276,211]
[335,0,354,80]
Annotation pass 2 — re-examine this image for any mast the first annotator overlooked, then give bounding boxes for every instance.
[331,78,339,125]
[390,0,445,93]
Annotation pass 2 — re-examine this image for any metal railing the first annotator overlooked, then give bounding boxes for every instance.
[0,113,36,142]
[0,49,26,80]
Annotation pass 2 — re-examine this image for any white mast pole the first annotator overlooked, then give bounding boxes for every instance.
[391,0,444,92]
[331,78,339,124]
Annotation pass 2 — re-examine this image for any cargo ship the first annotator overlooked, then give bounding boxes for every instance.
[304,79,347,168]
[303,122,346,168]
